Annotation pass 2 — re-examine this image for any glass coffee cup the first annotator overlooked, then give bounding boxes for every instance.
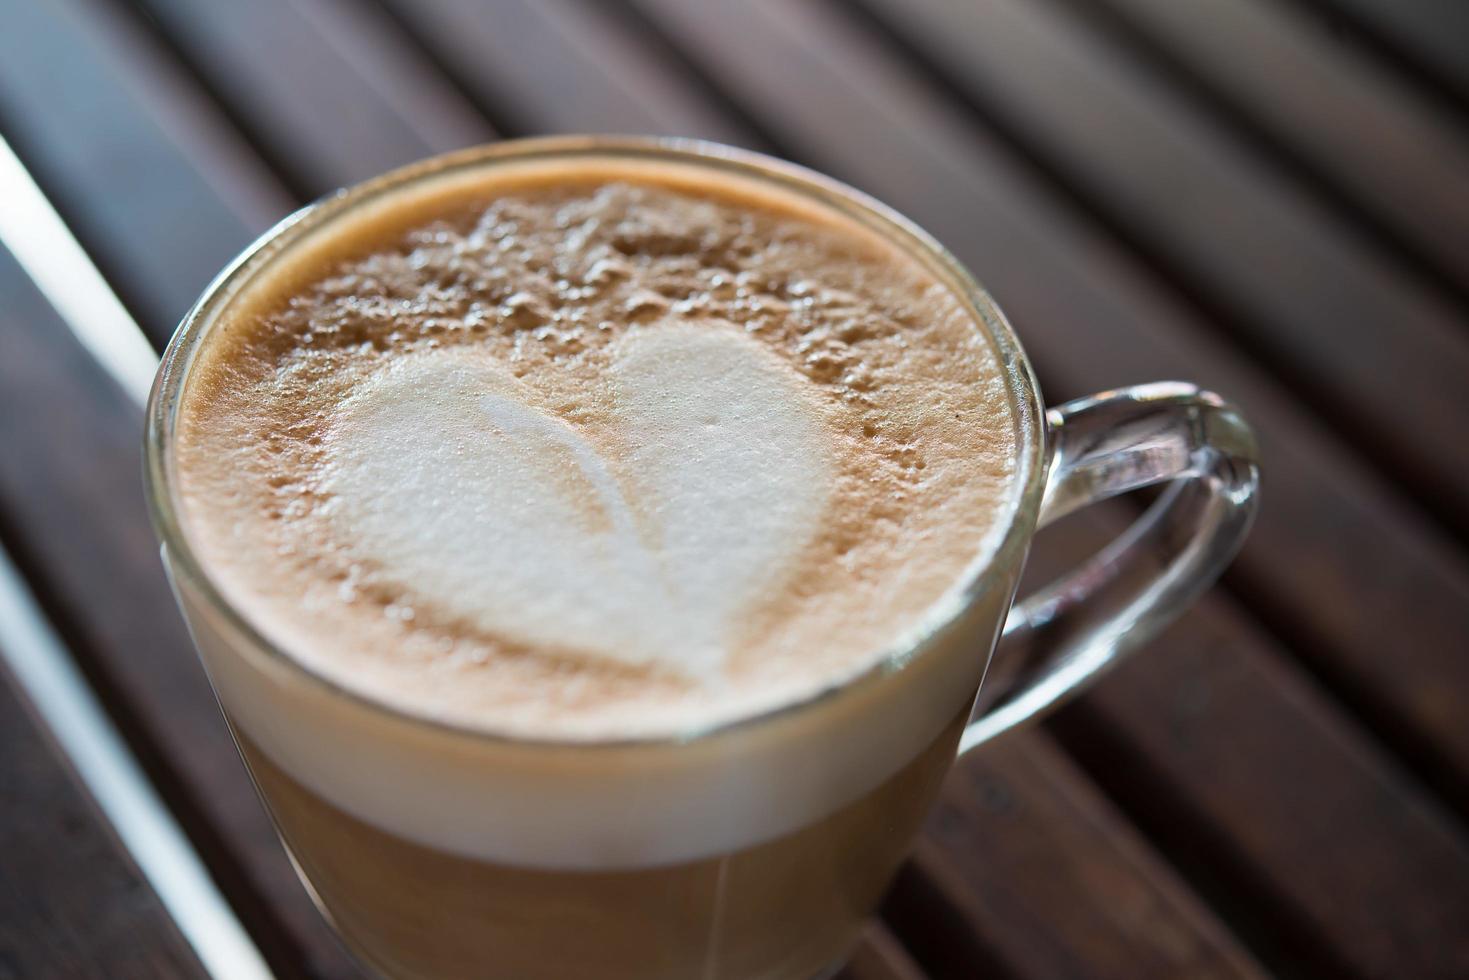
[145,137,1259,980]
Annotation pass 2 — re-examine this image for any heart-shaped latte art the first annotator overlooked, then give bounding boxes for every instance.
[319,322,834,678]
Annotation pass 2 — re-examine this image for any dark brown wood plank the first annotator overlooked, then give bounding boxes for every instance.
[892,736,1264,980]
[635,0,1469,820]
[0,650,204,979]
[838,924,929,980]
[125,0,492,196]
[0,0,292,341]
[374,0,761,145]
[1300,0,1469,109]
[621,2,1469,975]
[0,251,356,978]
[855,0,1469,537]
[1090,0,1469,295]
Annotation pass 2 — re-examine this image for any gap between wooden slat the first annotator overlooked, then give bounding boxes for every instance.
[839,922,931,980]
[1280,0,1469,124]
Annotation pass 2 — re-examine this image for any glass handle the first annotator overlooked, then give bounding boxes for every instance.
[959,382,1260,755]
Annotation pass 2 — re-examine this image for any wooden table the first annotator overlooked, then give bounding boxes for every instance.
[2,1,1467,977]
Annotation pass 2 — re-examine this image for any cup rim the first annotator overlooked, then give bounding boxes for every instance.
[144,135,1048,750]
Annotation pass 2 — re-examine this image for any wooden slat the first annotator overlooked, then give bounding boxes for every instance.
[1301,0,1469,109]
[622,2,1469,975]
[856,0,1469,536]
[635,0,1469,820]
[838,923,929,980]
[375,0,761,145]
[0,0,291,340]
[127,0,492,195]
[892,736,1264,980]
[0,654,204,979]
[1093,0,1469,294]
[0,250,353,977]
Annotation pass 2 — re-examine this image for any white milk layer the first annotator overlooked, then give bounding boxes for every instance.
[174,554,1014,869]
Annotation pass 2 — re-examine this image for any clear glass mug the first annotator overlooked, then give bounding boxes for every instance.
[145,138,1259,980]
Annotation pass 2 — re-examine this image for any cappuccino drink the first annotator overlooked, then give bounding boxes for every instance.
[163,145,1024,979]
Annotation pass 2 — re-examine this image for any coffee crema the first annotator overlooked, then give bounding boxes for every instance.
[175,158,1017,741]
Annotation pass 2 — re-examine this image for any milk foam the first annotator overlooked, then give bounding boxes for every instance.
[175,158,1019,742]
[321,323,832,679]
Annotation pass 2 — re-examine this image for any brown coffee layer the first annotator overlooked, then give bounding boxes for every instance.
[235,702,965,980]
